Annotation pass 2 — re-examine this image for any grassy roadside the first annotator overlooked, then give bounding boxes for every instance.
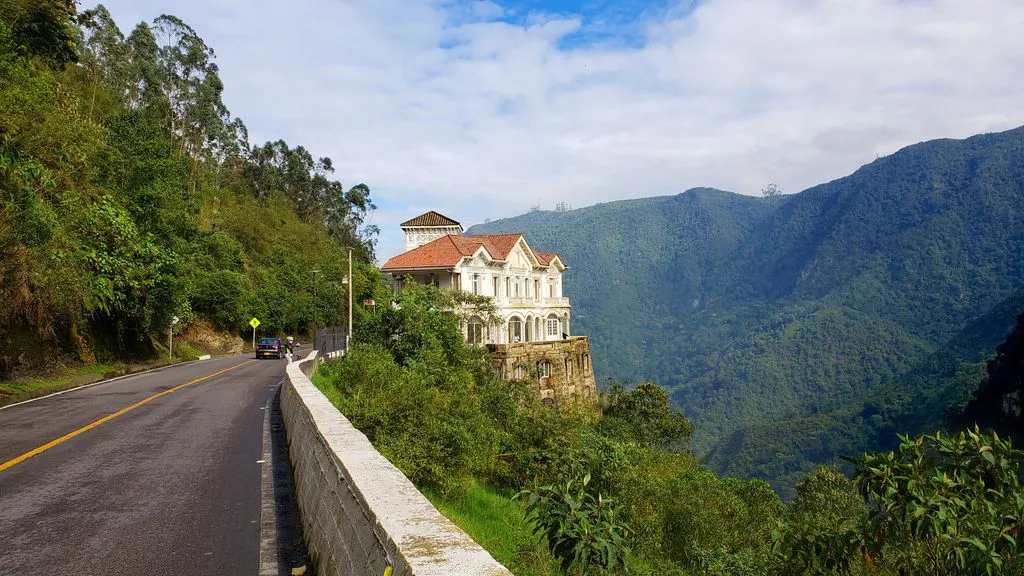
[0,357,190,408]
[0,336,227,408]
[421,481,559,576]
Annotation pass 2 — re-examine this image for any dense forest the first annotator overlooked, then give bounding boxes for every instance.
[0,1,385,378]
[470,126,1024,496]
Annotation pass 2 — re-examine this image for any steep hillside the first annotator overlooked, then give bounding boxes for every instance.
[0,3,384,377]
[471,189,779,382]
[469,125,1024,489]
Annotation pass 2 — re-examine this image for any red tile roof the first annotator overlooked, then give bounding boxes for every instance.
[468,234,522,259]
[534,252,555,265]
[400,211,462,228]
[382,236,470,270]
[382,233,566,271]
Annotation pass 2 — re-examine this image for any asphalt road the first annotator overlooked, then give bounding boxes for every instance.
[0,353,297,575]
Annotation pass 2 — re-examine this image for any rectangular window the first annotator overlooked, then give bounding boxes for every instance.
[505,277,510,297]
[515,278,521,297]
[547,319,559,336]
[493,277,498,297]
[549,281,555,298]
[468,322,483,344]
[472,274,479,295]
[534,279,540,300]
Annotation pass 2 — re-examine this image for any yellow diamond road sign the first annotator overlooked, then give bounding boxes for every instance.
[249,317,260,329]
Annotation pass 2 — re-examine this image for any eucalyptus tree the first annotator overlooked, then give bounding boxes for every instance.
[77,4,124,118]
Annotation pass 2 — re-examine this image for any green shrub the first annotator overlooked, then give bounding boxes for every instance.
[847,427,1024,575]
[771,466,866,576]
[517,472,633,575]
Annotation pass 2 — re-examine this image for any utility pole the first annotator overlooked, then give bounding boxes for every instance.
[347,249,353,349]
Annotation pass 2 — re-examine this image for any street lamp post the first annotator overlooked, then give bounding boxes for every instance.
[341,249,352,350]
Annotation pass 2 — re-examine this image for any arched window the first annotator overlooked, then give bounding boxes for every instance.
[546,314,560,338]
[565,357,573,376]
[509,317,523,342]
[537,360,551,377]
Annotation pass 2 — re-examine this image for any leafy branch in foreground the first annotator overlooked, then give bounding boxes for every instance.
[847,427,1024,575]
[516,471,632,575]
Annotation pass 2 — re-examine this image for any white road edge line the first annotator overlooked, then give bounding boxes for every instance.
[0,357,222,411]
[258,379,284,576]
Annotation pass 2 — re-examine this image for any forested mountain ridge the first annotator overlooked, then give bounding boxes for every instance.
[704,286,1024,497]
[469,125,1024,494]
[0,2,385,378]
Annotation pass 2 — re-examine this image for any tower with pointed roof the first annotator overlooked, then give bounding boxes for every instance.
[382,211,597,405]
[401,211,464,252]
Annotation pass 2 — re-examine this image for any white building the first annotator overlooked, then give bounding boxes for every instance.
[382,211,572,345]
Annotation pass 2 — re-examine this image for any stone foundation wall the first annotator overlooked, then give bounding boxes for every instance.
[487,336,597,405]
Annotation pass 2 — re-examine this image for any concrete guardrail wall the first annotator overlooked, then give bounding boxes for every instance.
[282,351,513,576]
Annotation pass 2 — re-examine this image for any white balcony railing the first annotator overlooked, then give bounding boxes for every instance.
[499,296,569,307]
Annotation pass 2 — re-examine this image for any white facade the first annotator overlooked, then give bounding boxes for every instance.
[387,237,572,346]
[404,225,463,252]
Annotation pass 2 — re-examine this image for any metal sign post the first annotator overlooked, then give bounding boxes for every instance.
[249,317,261,353]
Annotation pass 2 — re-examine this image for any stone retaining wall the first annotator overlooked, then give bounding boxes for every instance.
[282,352,512,576]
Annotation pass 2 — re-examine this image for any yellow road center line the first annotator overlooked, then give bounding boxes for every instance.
[0,360,254,473]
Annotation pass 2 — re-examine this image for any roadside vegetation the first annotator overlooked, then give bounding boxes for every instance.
[1,1,379,380]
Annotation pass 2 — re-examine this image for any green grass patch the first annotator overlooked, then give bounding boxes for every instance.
[0,357,188,407]
[172,340,205,361]
[422,480,559,576]
[0,363,121,406]
[310,369,343,405]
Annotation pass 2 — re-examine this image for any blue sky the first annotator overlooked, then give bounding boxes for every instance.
[468,0,687,47]
[97,0,1024,262]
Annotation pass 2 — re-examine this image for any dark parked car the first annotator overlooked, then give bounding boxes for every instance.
[256,337,284,359]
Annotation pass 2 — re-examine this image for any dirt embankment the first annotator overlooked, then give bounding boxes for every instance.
[178,319,245,355]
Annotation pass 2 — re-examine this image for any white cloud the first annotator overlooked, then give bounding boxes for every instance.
[99,0,1024,261]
